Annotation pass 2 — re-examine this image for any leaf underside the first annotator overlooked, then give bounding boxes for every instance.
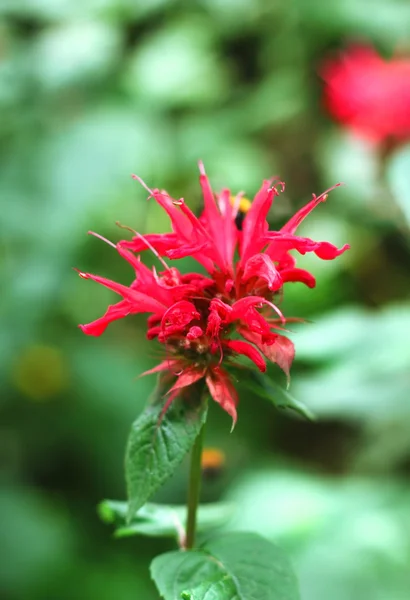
[244,370,315,421]
[98,499,234,538]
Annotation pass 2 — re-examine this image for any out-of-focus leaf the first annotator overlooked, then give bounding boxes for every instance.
[290,304,410,421]
[294,0,410,43]
[31,22,122,90]
[126,384,208,519]
[317,132,378,209]
[0,0,74,19]
[0,486,74,592]
[294,367,410,422]
[318,132,406,228]
[387,144,410,225]
[240,71,306,131]
[227,469,410,600]
[0,0,166,20]
[124,18,229,107]
[200,0,266,32]
[354,418,410,473]
[39,107,173,240]
[293,305,410,366]
[67,343,153,415]
[151,532,300,600]
[228,468,410,545]
[98,500,234,538]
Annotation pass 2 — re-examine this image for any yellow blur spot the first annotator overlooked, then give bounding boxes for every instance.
[229,195,252,214]
[12,345,68,401]
[201,447,226,471]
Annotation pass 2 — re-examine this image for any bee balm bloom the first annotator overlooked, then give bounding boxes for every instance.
[322,44,410,144]
[78,164,349,426]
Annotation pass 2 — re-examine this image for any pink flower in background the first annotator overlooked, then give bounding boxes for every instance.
[78,164,349,426]
[321,44,410,143]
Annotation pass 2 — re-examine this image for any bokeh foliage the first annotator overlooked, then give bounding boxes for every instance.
[1,0,410,598]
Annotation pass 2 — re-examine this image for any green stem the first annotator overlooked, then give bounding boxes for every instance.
[185,421,205,550]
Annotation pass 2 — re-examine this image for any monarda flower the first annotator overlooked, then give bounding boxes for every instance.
[77,164,349,426]
[321,44,410,144]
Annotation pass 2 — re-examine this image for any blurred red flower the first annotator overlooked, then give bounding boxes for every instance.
[78,164,349,426]
[322,44,410,143]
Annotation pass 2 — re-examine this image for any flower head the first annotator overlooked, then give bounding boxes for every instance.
[321,44,410,144]
[78,164,349,427]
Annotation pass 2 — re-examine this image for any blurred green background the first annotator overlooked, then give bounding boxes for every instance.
[1,0,410,598]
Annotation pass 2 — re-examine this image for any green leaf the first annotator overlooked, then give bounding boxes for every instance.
[151,532,300,600]
[98,500,234,538]
[244,371,315,421]
[125,385,208,520]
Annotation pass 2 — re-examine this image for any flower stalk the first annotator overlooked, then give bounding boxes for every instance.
[185,421,206,550]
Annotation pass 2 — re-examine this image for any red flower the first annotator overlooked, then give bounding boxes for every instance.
[78,164,349,427]
[321,44,410,143]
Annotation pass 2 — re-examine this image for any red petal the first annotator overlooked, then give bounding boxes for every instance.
[280,267,316,288]
[158,366,206,422]
[76,271,167,312]
[231,296,284,324]
[198,164,228,271]
[240,180,275,264]
[314,241,350,260]
[242,254,283,291]
[225,278,234,292]
[216,188,238,270]
[277,253,296,270]
[206,298,233,345]
[231,295,271,315]
[239,328,294,383]
[79,300,132,336]
[280,184,341,235]
[265,233,349,262]
[166,241,208,259]
[151,190,193,241]
[206,310,222,342]
[123,230,214,273]
[199,165,222,230]
[120,233,179,256]
[223,339,266,372]
[117,245,161,289]
[209,298,233,319]
[117,245,174,306]
[146,326,161,340]
[132,175,193,242]
[240,307,276,342]
[267,335,295,383]
[206,368,238,430]
[180,273,215,287]
[147,314,161,327]
[187,326,204,340]
[161,300,200,338]
[176,197,226,273]
[166,367,206,395]
[140,359,181,377]
[231,296,283,341]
